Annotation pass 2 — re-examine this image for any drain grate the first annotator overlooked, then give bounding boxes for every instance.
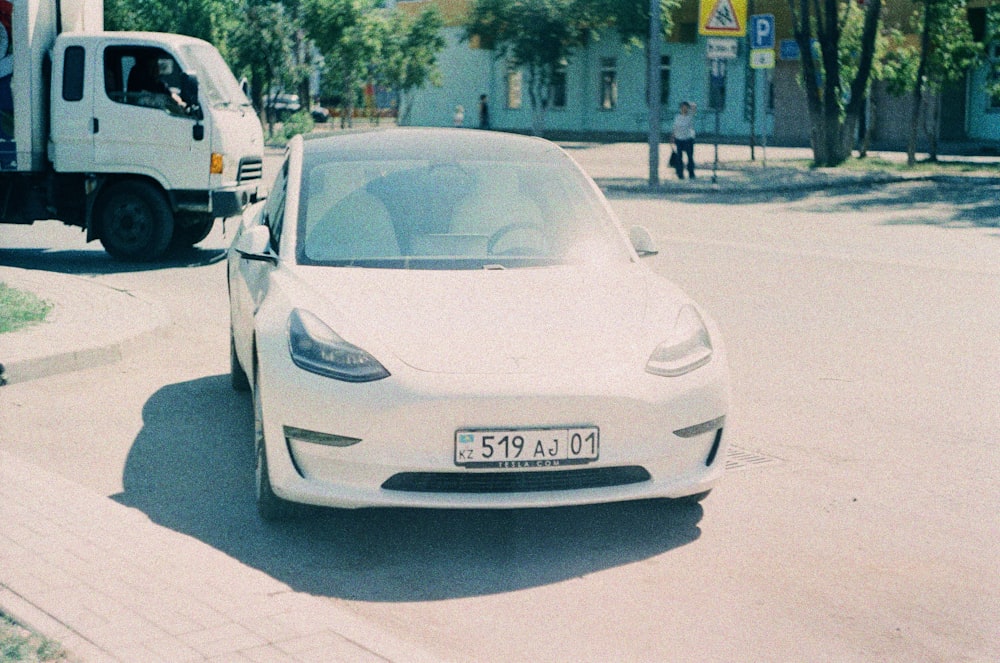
[725,446,780,471]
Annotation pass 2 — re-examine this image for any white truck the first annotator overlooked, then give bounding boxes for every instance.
[0,0,264,260]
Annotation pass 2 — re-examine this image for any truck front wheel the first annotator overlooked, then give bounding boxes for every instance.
[171,213,215,249]
[96,181,174,261]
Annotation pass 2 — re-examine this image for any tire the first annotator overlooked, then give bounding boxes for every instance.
[96,181,174,261]
[254,372,297,521]
[679,489,712,504]
[230,332,250,392]
[171,213,214,248]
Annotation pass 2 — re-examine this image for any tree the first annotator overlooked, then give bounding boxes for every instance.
[105,0,233,46]
[307,0,386,128]
[904,0,981,164]
[228,0,301,133]
[465,0,598,136]
[839,4,914,157]
[586,0,681,46]
[381,7,446,126]
[787,0,883,166]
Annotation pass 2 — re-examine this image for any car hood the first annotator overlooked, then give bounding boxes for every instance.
[288,264,681,374]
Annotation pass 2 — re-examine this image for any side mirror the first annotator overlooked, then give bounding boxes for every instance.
[180,72,204,120]
[629,226,658,257]
[235,225,278,265]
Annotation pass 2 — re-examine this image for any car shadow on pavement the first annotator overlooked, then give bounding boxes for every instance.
[112,374,704,602]
[0,246,227,275]
[600,177,1000,229]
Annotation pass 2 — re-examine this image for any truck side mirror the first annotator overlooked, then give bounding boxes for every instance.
[180,72,203,120]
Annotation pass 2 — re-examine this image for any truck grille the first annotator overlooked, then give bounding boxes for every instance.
[237,157,263,183]
[381,466,651,494]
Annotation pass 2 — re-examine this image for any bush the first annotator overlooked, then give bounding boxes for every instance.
[0,283,51,334]
[281,110,315,141]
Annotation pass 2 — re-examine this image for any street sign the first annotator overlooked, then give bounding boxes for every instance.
[750,49,775,69]
[750,14,775,50]
[706,38,739,60]
[699,0,746,36]
[779,39,800,60]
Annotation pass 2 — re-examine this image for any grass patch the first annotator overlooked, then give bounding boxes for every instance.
[750,156,1000,176]
[0,613,70,662]
[0,283,51,335]
[836,156,1000,175]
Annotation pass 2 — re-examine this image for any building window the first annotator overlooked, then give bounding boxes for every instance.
[506,63,522,110]
[660,56,671,106]
[599,58,617,110]
[551,62,567,109]
[708,59,726,111]
[989,42,1000,110]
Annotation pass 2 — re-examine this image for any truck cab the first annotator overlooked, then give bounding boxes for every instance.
[48,32,264,258]
[0,0,264,261]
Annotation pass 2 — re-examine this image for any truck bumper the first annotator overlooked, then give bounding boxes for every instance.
[211,183,259,218]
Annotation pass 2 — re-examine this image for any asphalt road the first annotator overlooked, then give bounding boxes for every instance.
[1,169,998,661]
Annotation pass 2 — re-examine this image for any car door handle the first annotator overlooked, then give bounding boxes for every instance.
[91,118,99,134]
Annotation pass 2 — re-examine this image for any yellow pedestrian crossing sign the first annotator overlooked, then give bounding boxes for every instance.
[699,0,746,36]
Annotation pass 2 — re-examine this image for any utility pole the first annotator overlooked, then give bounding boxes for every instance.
[648,0,662,188]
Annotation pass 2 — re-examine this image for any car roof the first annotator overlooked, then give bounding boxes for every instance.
[300,128,568,165]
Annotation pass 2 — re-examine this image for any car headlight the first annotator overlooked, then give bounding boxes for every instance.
[645,305,713,377]
[287,309,390,382]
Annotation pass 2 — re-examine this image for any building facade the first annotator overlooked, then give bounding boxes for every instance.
[399,0,1000,151]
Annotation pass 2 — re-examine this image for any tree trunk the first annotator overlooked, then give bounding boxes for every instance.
[526,66,549,137]
[929,94,941,161]
[907,2,932,166]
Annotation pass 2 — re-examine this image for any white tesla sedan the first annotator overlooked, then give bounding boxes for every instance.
[228,129,729,519]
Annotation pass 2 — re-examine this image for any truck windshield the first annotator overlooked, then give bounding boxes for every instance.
[179,43,252,110]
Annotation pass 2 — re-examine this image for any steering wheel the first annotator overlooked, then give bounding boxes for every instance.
[486,223,548,256]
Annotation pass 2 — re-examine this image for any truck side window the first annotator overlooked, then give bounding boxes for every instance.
[62,46,85,102]
[103,46,186,115]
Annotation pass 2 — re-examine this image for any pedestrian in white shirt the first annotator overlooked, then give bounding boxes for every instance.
[670,101,697,179]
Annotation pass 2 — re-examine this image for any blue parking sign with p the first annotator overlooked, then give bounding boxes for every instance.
[750,14,775,50]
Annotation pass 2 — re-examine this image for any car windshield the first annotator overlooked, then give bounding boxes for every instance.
[178,43,253,110]
[296,158,632,269]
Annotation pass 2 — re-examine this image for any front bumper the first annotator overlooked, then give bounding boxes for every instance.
[256,338,731,510]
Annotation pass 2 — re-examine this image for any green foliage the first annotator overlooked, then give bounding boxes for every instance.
[988,6,1000,102]
[281,110,315,140]
[306,0,386,123]
[465,0,596,67]
[381,7,446,124]
[583,0,682,46]
[228,0,302,125]
[104,0,234,46]
[0,612,67,661]
[0,283,51,334]
[919,0,982,94]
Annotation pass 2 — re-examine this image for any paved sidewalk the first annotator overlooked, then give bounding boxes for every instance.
[0,451,439,663]
[1,139,997,662]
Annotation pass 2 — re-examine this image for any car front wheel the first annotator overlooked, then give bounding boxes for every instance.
[254,373,296,521]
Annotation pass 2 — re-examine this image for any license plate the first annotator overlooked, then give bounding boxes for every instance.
[454,427,599,468]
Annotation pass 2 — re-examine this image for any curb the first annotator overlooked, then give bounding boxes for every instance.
[0,267,170,386]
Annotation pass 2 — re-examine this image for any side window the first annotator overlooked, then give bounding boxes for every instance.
[599,58,617,110]
[103,46,186,114]
[263,159,288,252]
[62,46,85,102]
